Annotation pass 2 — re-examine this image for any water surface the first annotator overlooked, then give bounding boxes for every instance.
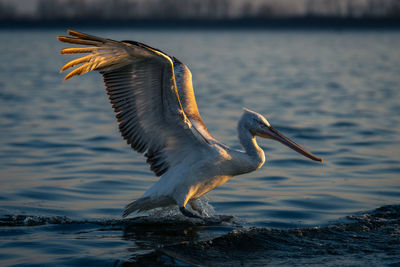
[0,29,399,265]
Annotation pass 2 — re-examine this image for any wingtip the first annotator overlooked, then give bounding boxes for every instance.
[67,29,82,36]
[63,73,73,81]
[67,29,80,37]
[62,70,76,81]
[57,36,72,46]
[58,29,78,42]
[57,36,65,42]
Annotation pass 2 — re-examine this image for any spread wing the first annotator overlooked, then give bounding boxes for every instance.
[172,57,217,143]
[58,30,212,176]
[118,39,217,143]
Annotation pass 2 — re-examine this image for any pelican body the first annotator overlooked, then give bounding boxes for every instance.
[58,30,322,219]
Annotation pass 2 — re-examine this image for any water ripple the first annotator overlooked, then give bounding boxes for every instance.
[1,29,400,266]
[9,140,80,149]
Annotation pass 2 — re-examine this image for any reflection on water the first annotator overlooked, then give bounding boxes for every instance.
[0,29,399,265]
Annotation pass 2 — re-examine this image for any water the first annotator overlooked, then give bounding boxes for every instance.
[0,29,399,266]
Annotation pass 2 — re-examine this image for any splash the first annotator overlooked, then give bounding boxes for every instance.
[0,197,224,227]
[147,196,216,219]
[194,197,216,218]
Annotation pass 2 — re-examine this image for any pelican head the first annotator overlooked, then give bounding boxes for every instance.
[242,108,323,163]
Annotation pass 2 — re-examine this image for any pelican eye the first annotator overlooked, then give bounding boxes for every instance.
[258,120,270,128]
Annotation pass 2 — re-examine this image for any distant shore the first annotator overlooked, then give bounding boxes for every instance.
[1,17,400,30]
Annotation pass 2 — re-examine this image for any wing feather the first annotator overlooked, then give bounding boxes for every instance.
[58,30,210,176]
[61,47,98,54]
[173,58,217,143]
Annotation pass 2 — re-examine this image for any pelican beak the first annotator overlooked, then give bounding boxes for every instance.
[260,126,323,163]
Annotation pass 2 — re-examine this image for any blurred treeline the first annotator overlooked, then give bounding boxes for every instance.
[1,0,400,20]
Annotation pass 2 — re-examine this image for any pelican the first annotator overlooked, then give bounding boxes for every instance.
[58,30,322,219]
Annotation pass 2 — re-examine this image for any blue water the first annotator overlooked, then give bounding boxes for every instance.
[0,29,399,266]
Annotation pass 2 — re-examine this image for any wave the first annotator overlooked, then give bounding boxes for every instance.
[1,205,399,266]
[150,205,399,266]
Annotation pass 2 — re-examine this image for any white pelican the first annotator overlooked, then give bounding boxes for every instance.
[58,30,322,219]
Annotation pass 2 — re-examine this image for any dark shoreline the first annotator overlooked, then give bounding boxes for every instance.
[1,17,400,30]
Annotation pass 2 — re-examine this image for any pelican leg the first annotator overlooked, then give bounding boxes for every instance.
[189,199,203,215]
[179,206,202,219]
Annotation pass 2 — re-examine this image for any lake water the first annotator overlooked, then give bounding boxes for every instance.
[0,29,399,266]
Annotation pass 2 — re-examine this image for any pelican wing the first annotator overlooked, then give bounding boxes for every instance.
[58,30,210,176]
[115,39,216,142]
[172,58,217,142]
